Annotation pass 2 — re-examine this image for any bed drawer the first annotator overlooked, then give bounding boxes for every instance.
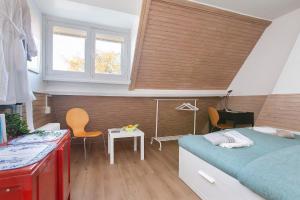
[179,147,264,200]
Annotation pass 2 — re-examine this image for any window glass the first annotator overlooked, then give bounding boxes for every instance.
[52,26,86,72]
[95,34,122,75]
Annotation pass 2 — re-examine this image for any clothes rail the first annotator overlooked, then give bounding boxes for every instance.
[151,99,198,151]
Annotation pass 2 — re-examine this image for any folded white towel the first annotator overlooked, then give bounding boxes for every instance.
[203,132,235,145]
[219,142,252,148]
[219,130,254,149]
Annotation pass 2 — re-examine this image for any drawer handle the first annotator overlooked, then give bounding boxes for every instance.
[198,170,215,184]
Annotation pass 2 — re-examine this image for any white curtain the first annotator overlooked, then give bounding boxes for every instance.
[0,0,38,131]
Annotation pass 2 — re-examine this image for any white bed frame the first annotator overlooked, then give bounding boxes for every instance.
[179,147,265,200]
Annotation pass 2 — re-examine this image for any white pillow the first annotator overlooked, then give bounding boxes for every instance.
[253,126,277,134]
[276,128,300,136]
[276,129,295,139]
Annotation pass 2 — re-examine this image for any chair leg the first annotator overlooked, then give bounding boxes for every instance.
[102,134,108,158]
[83,137,87,160]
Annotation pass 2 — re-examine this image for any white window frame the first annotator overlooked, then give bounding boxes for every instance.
[43,16,131,84]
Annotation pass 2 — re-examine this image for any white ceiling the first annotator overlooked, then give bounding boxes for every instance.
[190,0,300,20]
[66,0,300,20]
[69,0,142,15]
[34,0,138,29]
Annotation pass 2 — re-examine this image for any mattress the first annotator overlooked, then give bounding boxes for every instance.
[238,145,300,200]
[179,128,300,200]
[178,128,300,178]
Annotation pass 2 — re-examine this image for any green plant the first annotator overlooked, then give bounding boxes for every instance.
[5,113,30,138]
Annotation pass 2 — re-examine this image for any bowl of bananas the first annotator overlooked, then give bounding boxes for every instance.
[123,124,139,132]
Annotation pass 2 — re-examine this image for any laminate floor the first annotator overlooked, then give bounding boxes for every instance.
[70,139,200,200]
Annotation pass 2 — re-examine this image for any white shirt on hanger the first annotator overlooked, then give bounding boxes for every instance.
[0,33,8,102]
[0,0,37,130]
[0,0,34,104]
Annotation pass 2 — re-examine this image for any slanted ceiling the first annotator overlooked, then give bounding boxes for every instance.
[130,0,271,90]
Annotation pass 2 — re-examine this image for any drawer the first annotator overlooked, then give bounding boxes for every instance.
[179,150,227,200]
[0,186,23,200]
[179,147,264,200]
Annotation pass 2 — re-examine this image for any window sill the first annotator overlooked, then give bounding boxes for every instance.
[43,76,130,85]
[44,88,227,97]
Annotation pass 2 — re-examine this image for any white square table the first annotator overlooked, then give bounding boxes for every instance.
[108,128,144,165]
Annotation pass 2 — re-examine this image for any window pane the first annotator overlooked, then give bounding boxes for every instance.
[52,26,86,72]
[95,34,122,75]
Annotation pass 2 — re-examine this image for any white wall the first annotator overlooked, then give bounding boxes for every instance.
[228,8,300,96]
[31,0,154,96]
[130,15,140,69]
[272,33,300,94]
[27,0,45,92]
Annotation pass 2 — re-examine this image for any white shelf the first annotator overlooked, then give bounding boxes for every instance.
[155,135,187,142]
[44,89,227,97]
[151,135,192,151]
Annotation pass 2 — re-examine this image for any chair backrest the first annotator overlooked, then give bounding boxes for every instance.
[208,107,220,127]
[66,108,89,137]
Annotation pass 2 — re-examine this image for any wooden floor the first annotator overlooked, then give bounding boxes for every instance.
[70,139,200,200]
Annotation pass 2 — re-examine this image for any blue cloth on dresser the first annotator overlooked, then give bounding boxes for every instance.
[238,145,300,200]
[0,143,57,171]
[178,128,300,200]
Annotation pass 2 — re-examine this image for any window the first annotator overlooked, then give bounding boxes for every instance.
[95,34,122,75]
[52,26,86,72]
[44,16,131,84]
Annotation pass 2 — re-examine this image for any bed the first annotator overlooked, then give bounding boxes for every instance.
[178,128,300,200]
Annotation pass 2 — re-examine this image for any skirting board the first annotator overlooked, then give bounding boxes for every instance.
[178,147,264,200]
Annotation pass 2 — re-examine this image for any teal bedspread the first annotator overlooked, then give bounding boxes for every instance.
[238,145,300,200]
[178,128,300,200]
[179,128,300,178]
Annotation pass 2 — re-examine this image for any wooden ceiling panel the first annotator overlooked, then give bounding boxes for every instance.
[130,0,271,90]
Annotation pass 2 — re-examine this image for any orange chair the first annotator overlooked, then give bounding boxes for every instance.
[208,107,232,132]
[66,108,107,160]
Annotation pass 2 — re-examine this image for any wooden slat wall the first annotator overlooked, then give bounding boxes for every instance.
[130,0,271,90]
[51,96,220,138]
[256,94,300,131]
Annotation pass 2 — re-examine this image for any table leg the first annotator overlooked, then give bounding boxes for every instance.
[108,133,110,155]
[110,137,114,165]
[134,136,137,152]
[141,136,144,160]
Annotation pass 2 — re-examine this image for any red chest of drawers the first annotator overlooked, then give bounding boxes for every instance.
[0,131,71,200]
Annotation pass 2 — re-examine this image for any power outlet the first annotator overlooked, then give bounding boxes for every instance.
[45,106,51,114]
